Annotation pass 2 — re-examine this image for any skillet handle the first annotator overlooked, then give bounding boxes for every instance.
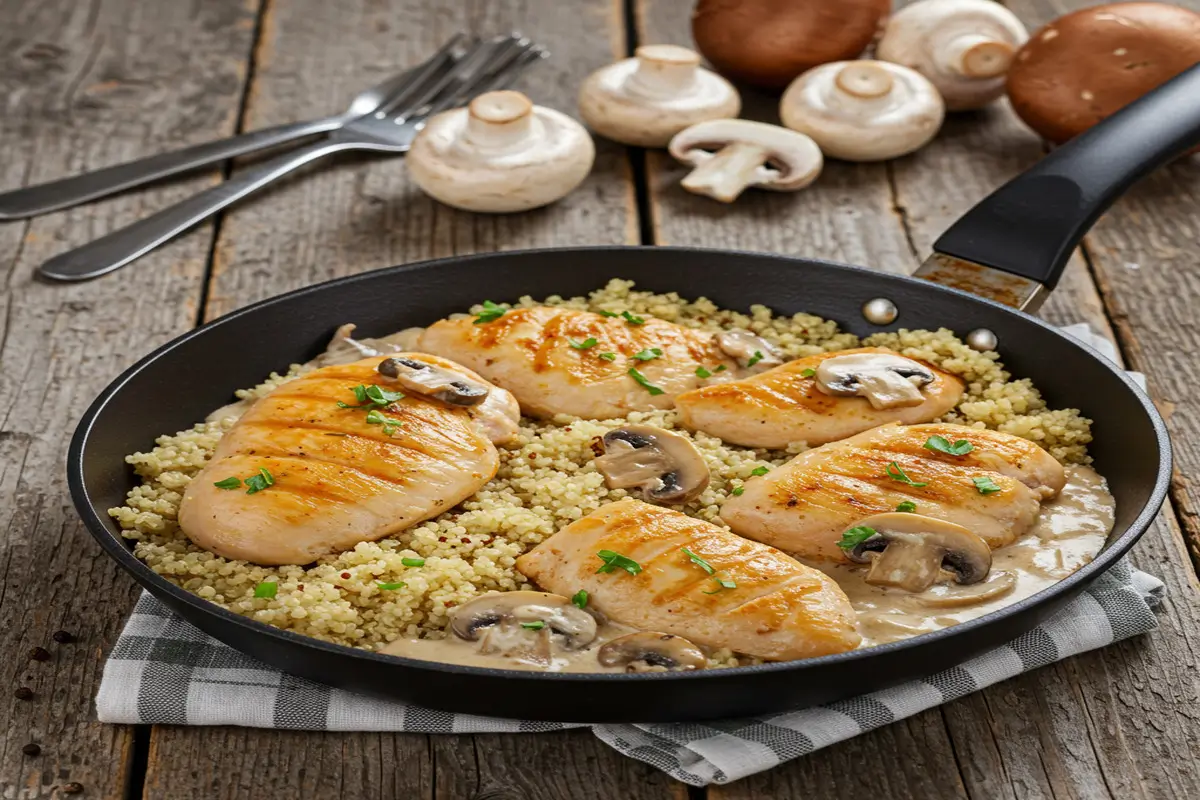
[932,63,1200,290]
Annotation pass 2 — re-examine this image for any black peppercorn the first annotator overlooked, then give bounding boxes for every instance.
[29,647,50,662]
[22,743,40,756]
[52,630,75,644]
[62,783,84,794]
[14,687,33,700]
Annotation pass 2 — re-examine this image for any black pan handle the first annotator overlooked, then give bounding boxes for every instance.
[933,63,1200,290]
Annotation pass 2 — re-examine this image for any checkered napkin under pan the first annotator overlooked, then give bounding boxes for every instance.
[96,325,1165,785]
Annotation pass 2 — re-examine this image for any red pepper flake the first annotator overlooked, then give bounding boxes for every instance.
[528,453,536,459]
[438,536,448,542]
[460,537,470,544]
[340,572,351,580]
[297,584,304,591]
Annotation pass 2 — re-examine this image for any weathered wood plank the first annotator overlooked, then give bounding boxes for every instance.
[0,0,259,797]
[142,1,667,798]
[639,1,1200,798]
[432,731,688,800]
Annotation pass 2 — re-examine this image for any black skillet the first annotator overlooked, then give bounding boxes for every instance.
[69,67,1200,722]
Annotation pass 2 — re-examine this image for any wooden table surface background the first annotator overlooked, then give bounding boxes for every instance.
[2,0,1198,797]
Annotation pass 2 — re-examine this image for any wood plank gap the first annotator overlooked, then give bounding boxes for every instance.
[621,0,655,245]
[125,725,151,800]
[193,0,271,328]
[884,161,921,265]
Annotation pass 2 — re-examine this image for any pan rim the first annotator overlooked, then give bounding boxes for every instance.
[69,245,1173,687]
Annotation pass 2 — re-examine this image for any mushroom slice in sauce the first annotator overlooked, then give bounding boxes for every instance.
[714,330,784,372]
[594,424,710,504]
[596,631,707,672]
[449,591,599,652]
[311,323,425,368]
[378,356,490,406]
[815,352,936,409]
[916,570,1017,608]
[845,512,992,593]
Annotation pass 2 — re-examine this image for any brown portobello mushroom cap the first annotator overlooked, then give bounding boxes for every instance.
[1006,2,1200,144]
[691,0,892,90]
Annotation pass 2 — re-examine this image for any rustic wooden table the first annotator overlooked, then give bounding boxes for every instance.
[3,0,1198,797]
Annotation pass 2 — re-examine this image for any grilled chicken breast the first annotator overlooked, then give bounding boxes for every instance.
[179,355,505,565]
[418,306,737,419]
[516,500,861,660]
[720,423,1066,562]
[676,347,964,448]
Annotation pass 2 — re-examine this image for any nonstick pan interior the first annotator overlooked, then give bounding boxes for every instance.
[70,247,1170,721]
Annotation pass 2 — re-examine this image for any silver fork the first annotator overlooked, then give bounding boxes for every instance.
[40,37,546,282]
[0,35,470,220]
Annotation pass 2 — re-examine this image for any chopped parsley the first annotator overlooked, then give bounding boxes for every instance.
[598,352,617,361]
[213,477,242,490]
[837,526,878,551]
[695,365,713,378]
[572,589,589,609]
[595,549,642,575]
[703,577,737,594]
[365,408,403,435]
[253,581,278,599]
[520,621,546,631]
[750,466,770,477]
[972,476,1002,495]
[681,546,715,575]
[800,368,816,377]
[377,581,406,590]
[895,501,917,513]
[401,557,425,567]
[924,434,974,456]
[620,310,645,325]
[627,367,665,395]
[747,350,765,368]
[569,337,599,350]
[884,461,928,487]
[731,486,745,496]
[632,347,663,361]
[338,383,403,410]
[715,364,727,372]
[473,300,507,325]
[244,467,275,495]
[598,310,619,318]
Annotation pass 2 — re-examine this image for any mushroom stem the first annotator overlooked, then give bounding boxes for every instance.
[680,141,771,203]
[865,538,946,592]
[938,34,1014,78]
[834,62,896,98]
[464,91,536,152]
[628,44,701,98]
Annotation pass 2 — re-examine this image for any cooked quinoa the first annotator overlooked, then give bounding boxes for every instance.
[109,279,1092,657]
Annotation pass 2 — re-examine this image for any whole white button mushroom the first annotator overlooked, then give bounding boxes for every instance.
[667,119,823,203]
[407,90,595,213]
[876,0,1029,111]
[578,44,741,147]
[779,61,945,162]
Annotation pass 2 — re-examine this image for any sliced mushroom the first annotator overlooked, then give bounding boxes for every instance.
[378,356,490,406]
[844,512,993,593]
[668,119,823,203]
[449,590,598,650]
[779,61,945,162]
[876,0,1029,111]
[814,352,936,409]
[407,90,595,213]
[597,631,707,672]
[916,570,1017,608]
[714,330,784,372]
[578,44,741,147]
[594,424,710,504]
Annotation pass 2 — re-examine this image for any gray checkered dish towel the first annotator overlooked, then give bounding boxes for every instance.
[97,325,1166,786]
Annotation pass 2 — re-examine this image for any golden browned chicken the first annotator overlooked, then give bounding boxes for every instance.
[179,355,509,565]
[516,500,861,660]
[417,306,738,419]
[676,347,964,448]
[720,423,1066,562]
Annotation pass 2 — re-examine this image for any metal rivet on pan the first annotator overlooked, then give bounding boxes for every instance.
[966,328,999,352]
[862,298,898,325]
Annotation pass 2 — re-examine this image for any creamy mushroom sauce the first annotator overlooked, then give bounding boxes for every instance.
[818,466,1115,647]
[380,618,642,673]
